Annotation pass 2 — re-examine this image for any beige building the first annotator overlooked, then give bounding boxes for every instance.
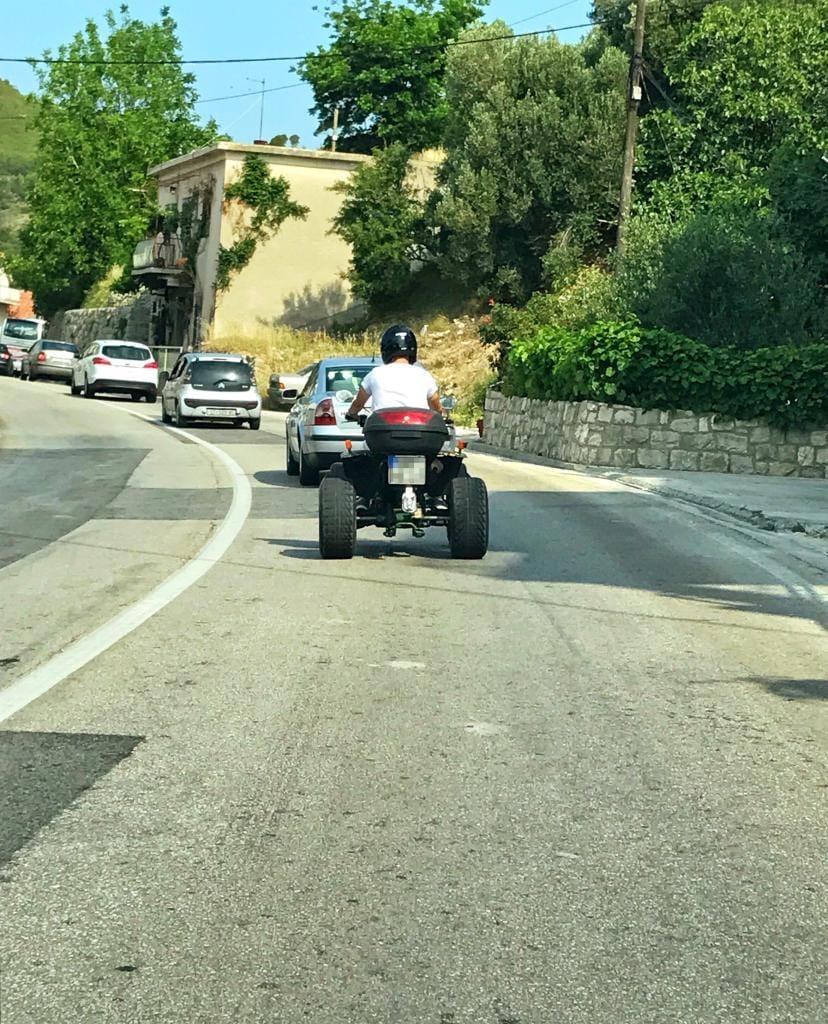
[133,142,375,347]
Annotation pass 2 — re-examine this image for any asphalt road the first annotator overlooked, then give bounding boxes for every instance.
[1,376,826,1024]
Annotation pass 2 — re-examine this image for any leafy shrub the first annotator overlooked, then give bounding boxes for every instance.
[503,320,828,429]
[615,193,827,349]
[480,267,620,354]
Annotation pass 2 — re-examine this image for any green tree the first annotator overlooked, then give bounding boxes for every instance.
[617,201,827,348]
[591,0,719,73]
[332,143,427,306]
[613,0,828,346]
[431,25,627,302]
[12,6,215,316]
[639,0,828,185]
[297,0,483,154]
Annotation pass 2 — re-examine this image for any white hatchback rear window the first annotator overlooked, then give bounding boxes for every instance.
[102,345,151,361]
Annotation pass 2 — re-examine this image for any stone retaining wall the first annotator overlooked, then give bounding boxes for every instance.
[483,391,828,479]
[53,293,154,349]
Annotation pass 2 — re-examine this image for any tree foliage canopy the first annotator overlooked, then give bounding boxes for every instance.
[332,143,427,306]
[13,6,215,316]
[297,0,483,153]
[431,25,627,302]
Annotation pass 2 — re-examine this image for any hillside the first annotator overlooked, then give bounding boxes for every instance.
[209,315,496,425]
[0,78,37,258]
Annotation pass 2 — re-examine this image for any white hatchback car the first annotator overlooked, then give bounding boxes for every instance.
[71,339,158,402]
[160,351,262,430]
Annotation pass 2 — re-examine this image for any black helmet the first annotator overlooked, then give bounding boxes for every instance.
[380,324,417,365]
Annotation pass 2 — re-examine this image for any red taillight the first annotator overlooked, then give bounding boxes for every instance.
[144,360,158,369]
[377,409,433,425]
[314,398,337,426]
[37,352,47,362]
[92,356,111,365]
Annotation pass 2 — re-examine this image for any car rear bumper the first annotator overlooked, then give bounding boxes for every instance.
[183,403,262,421]
[34,364,73,379]
[92,378,157,394]
[305,432,367,456]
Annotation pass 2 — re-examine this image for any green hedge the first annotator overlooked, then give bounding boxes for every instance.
[504,320,828,429]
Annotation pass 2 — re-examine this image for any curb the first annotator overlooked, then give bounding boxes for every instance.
[468,441,828,540]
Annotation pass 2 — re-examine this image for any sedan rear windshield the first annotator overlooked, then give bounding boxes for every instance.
[43,341,78,353]
[190,361,252,389]
[3,320,39,341]
[324,366,373,395]
[102,345,152,361]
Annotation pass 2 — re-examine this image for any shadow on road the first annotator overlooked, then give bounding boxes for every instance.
[259,483,828,641]
[750,677,828,702]
[0,730,143,870]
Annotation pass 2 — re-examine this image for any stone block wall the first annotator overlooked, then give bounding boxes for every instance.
[483,391,828,478]
[53,293,155,349]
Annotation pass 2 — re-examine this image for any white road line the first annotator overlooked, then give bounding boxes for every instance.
[0,422,252,724]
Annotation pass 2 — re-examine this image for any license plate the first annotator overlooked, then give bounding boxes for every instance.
[209,408,237,417]
[388,455,426,485]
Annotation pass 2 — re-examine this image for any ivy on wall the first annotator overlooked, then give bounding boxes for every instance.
[216,155,309,291]
[178,179,214,282]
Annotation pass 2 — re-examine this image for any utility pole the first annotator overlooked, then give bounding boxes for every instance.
[617,0,647,258]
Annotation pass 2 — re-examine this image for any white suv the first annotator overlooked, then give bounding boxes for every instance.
[161,352,262,430]
[71,339,158,402]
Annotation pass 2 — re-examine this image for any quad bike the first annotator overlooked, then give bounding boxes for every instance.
[317,401,489,561]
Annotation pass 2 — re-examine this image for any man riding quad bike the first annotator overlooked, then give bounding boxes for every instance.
[317,325,489,560]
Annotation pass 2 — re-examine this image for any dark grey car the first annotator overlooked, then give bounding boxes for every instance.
[21,339,79,381]
[0,343,14,376]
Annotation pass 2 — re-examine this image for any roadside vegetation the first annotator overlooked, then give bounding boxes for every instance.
[0,80,36,260]
[315,0,828,426]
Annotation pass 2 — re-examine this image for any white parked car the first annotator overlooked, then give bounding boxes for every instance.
[268,364,314,407]
[160,351,262,429]
[71,339,159,402]
[1,317,46,375]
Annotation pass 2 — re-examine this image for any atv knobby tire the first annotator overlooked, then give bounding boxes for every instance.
[319,476,357,559]
[448,475,489,559]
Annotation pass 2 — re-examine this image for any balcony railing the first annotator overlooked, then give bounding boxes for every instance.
[133,236,184,272]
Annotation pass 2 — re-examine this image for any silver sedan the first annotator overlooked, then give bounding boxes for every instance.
[285,357,380,485]
[285,356,457,486]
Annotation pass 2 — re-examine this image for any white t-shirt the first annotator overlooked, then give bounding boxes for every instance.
[361,362,438,411]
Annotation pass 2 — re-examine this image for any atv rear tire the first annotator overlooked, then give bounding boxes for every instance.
[448,475,489,559]
[319,476,357,559]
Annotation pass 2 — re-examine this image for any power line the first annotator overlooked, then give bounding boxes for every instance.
[510,0,584,29]
[0,22,596,67]
[642,74,677,176]
[197,82,304,105]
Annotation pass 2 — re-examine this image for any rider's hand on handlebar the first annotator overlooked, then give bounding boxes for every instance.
[344,411,359,422]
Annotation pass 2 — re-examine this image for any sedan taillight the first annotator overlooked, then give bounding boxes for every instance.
[144,360,158,369]
[92,356,111,365]
[37,351,47,362]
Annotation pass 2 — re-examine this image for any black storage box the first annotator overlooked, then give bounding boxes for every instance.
[363,408,449,457]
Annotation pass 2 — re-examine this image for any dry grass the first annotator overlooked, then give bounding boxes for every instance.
[207,316,496,424]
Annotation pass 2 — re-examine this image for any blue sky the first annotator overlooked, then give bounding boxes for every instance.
[1,1,593,145]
